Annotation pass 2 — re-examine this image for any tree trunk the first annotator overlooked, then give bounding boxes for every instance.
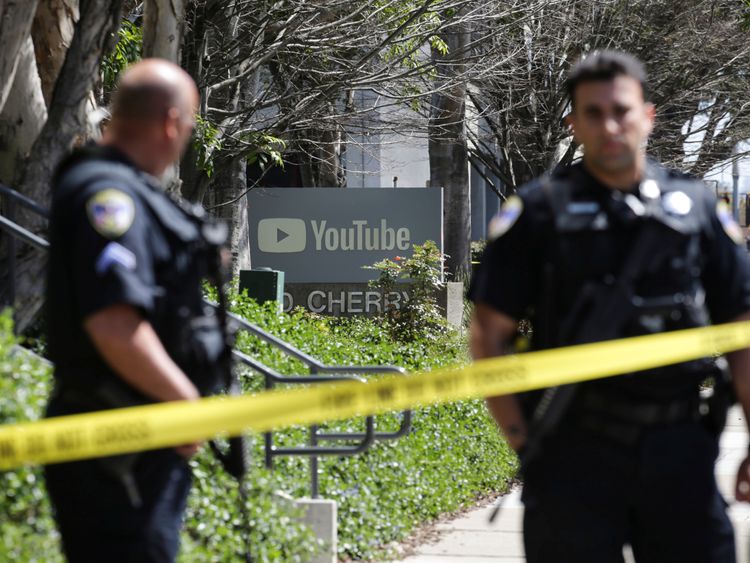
[10,0,122,331]
[318,122,344,187]
[299,143,316,187]
[0,36,48,318]
[20,0,122,199]
[142,0,185,60]
[429,18,470,281]
[179,0,210,202]
[0,0,41,114]
[208,155,251,278]
[180,142,211,203]
[32,0,79,105]
[143,0,186,193]
[0,37,47,186]
[203,1,251,277]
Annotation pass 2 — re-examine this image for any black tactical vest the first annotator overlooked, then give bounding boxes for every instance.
[48,150,225,405]
[529,163,713,402]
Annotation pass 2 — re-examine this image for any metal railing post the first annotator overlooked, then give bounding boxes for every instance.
[310,425,320,499]
[264,369,274,470]
[309,364,320,498]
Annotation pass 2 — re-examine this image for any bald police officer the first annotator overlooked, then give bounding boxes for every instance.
[44,59,223,561]
[470,51,750,562]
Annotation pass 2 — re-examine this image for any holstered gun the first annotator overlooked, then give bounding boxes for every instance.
[54,382,151,507]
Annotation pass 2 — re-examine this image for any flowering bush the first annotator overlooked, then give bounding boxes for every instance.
[365,240,448,342]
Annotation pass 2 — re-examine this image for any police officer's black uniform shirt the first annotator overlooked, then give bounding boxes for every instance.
[469,160,750,402]
[47,145,217,406]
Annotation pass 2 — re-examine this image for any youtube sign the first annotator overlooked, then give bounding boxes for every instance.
[248,188,443,282]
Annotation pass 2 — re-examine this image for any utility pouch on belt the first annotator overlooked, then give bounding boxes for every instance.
[99,453,142,507]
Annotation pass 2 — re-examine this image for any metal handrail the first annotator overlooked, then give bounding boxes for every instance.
[226,310,412,497]
[0,215,49,250]
[0,184,50,218]
[231,347,411,440]
[0,184,49,314]
[232,348,378,454]
[1,184,413,498]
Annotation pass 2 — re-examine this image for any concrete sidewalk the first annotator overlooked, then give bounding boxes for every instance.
[398,407,750,562]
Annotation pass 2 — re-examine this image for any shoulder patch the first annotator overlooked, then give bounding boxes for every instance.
[86,189,135,239]
[488,196,523,240]
[716,201,745,245]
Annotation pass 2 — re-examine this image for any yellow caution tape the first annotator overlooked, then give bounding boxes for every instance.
[1,320,750,470]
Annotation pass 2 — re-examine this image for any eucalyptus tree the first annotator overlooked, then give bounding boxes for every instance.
[0,0,191,329]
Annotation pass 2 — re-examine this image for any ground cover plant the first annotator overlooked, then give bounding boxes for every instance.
[0,291,516,560]
[0,313,60,561]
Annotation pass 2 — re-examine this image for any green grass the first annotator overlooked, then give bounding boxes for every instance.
[0,297,517,561]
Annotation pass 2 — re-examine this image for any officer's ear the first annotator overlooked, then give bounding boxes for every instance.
[644,102,656,134]
[564,113,577,143]
[164,107,181,141]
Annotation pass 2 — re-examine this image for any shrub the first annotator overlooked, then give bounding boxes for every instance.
[365,240,448,343]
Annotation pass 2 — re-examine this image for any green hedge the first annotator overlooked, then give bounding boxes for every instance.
[0,298,516,561]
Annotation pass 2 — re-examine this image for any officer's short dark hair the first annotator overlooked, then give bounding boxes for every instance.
[565,50,648,107]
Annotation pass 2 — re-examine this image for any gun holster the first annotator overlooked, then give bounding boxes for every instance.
[52,382,146,507]
[97,452,142,507]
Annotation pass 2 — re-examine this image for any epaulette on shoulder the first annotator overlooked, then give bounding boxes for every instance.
[53,145,100,184]
[511,163,574,196]
[550,162,575,179]
[660,167,707,197]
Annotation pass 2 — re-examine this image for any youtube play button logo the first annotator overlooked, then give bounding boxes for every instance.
[257,218,307,253]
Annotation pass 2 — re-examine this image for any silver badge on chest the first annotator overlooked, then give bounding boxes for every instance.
[661,191,693,216]
[640,179,661,200]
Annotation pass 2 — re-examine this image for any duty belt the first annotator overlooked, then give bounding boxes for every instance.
[49,382,146,413]
[570,389,701,445]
